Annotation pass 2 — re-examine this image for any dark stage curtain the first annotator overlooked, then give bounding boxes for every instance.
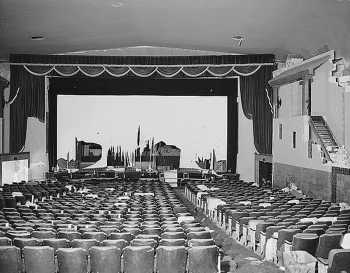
[0,77,9,118]
[48,91,57,170]
[9,65,45,153]
[240,65,275,155]
[10,53,274,66]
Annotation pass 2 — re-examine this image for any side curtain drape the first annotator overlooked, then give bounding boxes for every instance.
[0,77,9,118]
[9,65,45,153]
[240,65,274,154]
[48,91,57,169]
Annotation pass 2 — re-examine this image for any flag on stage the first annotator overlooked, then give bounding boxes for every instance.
[212,148,216,171]
[137,126,140,146]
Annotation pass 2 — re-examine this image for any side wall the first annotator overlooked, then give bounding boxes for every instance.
[274,162,332,201]
[336,173,350,204]
[311,61,346,146]
[273,110,332,200]
[272,58,350,202]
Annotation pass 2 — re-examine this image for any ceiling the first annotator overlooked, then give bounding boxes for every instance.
[1,0,350,62]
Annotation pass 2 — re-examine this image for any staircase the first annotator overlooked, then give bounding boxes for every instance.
[310,116,339,162]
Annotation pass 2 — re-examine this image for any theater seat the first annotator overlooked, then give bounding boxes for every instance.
[23,246,55,273]
[13,238,42,250]
[123,245,154,273]
[188,239,215,247]
[43,239,70,251]
[101,239,128,250]
[156,246,187,273]
[58,231,81,241]
[130,238,157,248]
[70,239,99,250]
[89,246,121,273]
[57,248,88,273]
[109,232,133,242]
[31,230,56,239]
[327,249,350,273]
[82,231,106,242]
[316,233,343,260]
[188,245,219,273]
[159,238,186,246]
[161,232,185,240]
[0,237,11,245]
[292,233,319,256]
[187,231,212,240]
[0,246,22,273]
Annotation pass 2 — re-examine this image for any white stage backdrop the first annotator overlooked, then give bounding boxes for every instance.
[57,95,227,168]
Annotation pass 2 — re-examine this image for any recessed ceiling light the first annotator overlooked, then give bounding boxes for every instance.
[111,2,123,8]
[31,36,45,41]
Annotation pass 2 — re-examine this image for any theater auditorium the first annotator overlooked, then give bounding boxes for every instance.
[0,1,350,273]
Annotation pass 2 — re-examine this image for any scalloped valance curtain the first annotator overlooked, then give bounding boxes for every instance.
[8,53,274,158]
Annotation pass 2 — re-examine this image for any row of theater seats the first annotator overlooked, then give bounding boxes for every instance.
[0,181,69,208]
[0,179,220,273]
[1,244,219,273]
[185,179,350,273]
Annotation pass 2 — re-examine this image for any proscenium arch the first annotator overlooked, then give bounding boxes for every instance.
[48,76,238,172]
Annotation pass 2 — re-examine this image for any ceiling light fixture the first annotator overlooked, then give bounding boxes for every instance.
[232,35,245,47]
[111,2,123,8]
[31,36,45,41]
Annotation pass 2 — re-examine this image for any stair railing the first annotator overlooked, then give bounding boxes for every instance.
[308,117,332,163]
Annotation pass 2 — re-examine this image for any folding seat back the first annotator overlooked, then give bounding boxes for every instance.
[100,227,119,237]
[142,227,161,235]
[277,228,302,250]
[57,248,88,273]
[187,231,212,240]
[58,231,81,241]
[292,233,319,256]
[123,245,154,273]
[0,246,21,273]
[131,238,157,248]
[188,245,219,273]
[13,237,41,249]
[188,239,215,247]
[82,231,106,242]
[70,239,99,250]
[161,232,185,240]
[315,233,343,259]
[43,238,70,251]
[89,246,121,273]
[23,246,55,273]
[101,239,128,250]
[0,237,11,245]
[31,230,56,239]
[110,232,133,242]
[327,249,350,273]
[123,227,141,236]
[7,230,31,240]
[159,238,186,246]
[156,246,187,273]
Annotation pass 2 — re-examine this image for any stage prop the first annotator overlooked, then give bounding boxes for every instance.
[8,54,275,173]
[0,152,29,185]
